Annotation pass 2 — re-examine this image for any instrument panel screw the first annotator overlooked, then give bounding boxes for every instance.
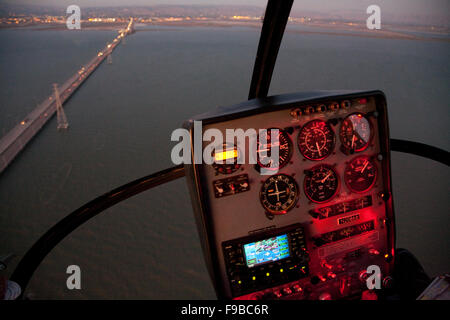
[265,212,274,220]
[290,108,302,119]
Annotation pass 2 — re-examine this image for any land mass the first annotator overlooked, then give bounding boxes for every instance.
[1,4,449,42]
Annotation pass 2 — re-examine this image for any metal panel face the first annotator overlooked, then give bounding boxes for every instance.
[185,91,395,299]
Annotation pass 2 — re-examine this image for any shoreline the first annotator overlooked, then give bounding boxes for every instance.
[1,20,449,43]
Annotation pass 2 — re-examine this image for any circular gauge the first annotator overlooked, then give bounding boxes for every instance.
[212,143,240,174]
[339,113,372,152]
[304,164,339,203]
[260,174,299,214]
[297,120,335,161]
[257,128,293,170]
[344,156,377,193]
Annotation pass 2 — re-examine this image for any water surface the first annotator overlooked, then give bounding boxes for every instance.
[0,25,448,299]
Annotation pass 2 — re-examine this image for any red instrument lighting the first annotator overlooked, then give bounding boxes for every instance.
[321,260,333,270]
[361,290,378,300]
[327,272,337,279]
[339,277,351,296]
[359,270,369,282]
[292,284,302,292]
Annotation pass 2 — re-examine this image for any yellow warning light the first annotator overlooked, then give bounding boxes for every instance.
[214,149,237,162]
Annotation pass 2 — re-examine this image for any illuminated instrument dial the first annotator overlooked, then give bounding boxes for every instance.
[339,113,372,153]
[304,164,339,203]
[297,120,335,160]
[344,156,377,193]
[260,174,299,214]
[212,144,240,174]
[257,128,293,170]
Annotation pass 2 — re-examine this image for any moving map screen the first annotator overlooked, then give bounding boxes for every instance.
[243,234,290,268]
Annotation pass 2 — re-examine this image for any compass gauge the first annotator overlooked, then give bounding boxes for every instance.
[260,174,299,214]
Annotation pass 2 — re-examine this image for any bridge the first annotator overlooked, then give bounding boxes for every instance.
[0,18,135,174]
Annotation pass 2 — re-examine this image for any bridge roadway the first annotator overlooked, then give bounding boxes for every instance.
[0,19,134,174]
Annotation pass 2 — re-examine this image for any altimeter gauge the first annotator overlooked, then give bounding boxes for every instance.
[298,120,335,161]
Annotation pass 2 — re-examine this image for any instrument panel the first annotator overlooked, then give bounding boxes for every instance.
[184,91,395,300]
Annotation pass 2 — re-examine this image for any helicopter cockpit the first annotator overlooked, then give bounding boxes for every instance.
[3,0,449,301]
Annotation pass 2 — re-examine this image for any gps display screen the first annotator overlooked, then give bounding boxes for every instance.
[243,234,290,268]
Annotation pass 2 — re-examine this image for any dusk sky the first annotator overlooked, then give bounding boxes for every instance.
[1,0,449,21]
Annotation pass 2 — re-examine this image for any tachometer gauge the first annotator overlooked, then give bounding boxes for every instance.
[260,174,299,214]
[297,120,335,160]
[304,164,339,203]
[339,113,372,153]
[212,144,240,174]
[257,128,293,170]
[344,156,377,193]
